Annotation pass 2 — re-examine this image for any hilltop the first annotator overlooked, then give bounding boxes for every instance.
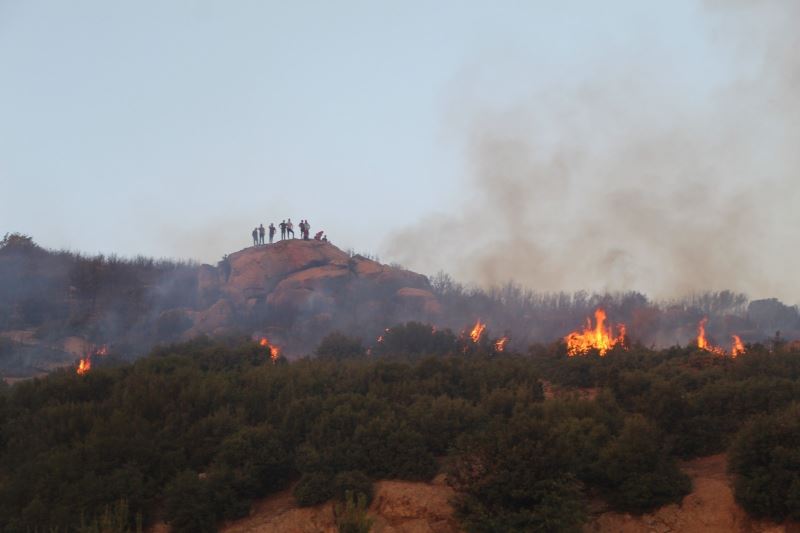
[185,239,441,346]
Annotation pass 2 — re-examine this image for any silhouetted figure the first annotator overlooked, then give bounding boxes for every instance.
[314,230,324,240]
[269,223,276,244]
[287,218,295,238]
[303,219,311,240]
[252,227,258,246]
[258,224,265,245]
[280,220,287,240]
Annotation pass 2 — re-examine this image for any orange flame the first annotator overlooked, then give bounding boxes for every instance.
[76,358,91,375]
[731,335,745,358]
[697,318,726,356]
[469,320,486,343]
[494,337,508,352]
[259,337,280,363]
[565,308,626,356]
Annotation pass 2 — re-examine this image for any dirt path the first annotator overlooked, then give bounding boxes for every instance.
[586,454,797,533]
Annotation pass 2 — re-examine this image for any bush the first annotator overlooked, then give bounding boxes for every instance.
[599,415,690,513]
[335,491,374,533]
[333,471,374,505]
[729,404,800,522]
[163,471,216,533]
[315,332,366,360]
[294,472,334,507]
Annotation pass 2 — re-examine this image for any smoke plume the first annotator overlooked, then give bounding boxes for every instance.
[384,1,800,302]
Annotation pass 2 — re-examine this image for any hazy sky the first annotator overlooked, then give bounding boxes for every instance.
[2,1,797,300]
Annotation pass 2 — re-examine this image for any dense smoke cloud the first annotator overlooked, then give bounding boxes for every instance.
[385,0,800,302]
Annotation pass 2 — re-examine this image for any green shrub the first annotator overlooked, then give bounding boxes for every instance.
[315,332,366,360]
[163,471,216,533]
[333,471,374,505]
[294,472,334,507]
[729,404,800,522]
[335,490,374,533]
[599,415,690,513]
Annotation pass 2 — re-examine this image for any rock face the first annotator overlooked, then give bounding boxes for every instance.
[185,240,441,354]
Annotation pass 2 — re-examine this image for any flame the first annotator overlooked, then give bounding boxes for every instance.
[494,337,508,352]
[76,358,91,375]
[469,320,486,343]
[697,318,726,356]
[731,335,745,358]
[259,337,281,363]
[75,344,109,375]
[565,308,626,356]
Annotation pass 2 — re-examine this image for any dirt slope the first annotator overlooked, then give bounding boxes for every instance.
[221,474,459,533]
[585,454,797,533]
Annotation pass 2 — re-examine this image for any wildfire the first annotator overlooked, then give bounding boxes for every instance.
[75,344,109,375]
[259,337,280,363]
[76,358,91,375]
[731,335,745,358]
[565,308,626,356]
[697,318,725,355]
[494,337,508,352]
[469,320,486,343]
[696,318,746,357]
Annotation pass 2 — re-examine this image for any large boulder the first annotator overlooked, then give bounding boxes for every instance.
[187,240,442,355]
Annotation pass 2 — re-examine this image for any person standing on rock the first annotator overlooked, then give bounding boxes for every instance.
[269,223,276,244]
[280,220,287,240]
[303,220,311,240]
[287,218,295,239]
[258,224,265,245]
[252,227,258,246]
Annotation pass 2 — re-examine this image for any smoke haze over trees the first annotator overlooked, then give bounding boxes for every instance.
[2,233,800,379]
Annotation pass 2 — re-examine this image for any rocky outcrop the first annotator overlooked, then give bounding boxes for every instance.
[185,240,441,354]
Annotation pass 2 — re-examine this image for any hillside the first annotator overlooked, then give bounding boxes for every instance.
[3,232,800,382]
[3,336,800,531]
[0,235,440,379]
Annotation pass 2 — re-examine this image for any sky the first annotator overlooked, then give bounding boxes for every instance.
[1,1,798,301]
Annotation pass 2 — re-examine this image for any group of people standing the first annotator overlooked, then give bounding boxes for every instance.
[251,218,325,246]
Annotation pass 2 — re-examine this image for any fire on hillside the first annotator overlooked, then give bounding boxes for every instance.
[696,318,746,358]
[565,308,626,356]
[74,344,109,375]
[259,337,281,363]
